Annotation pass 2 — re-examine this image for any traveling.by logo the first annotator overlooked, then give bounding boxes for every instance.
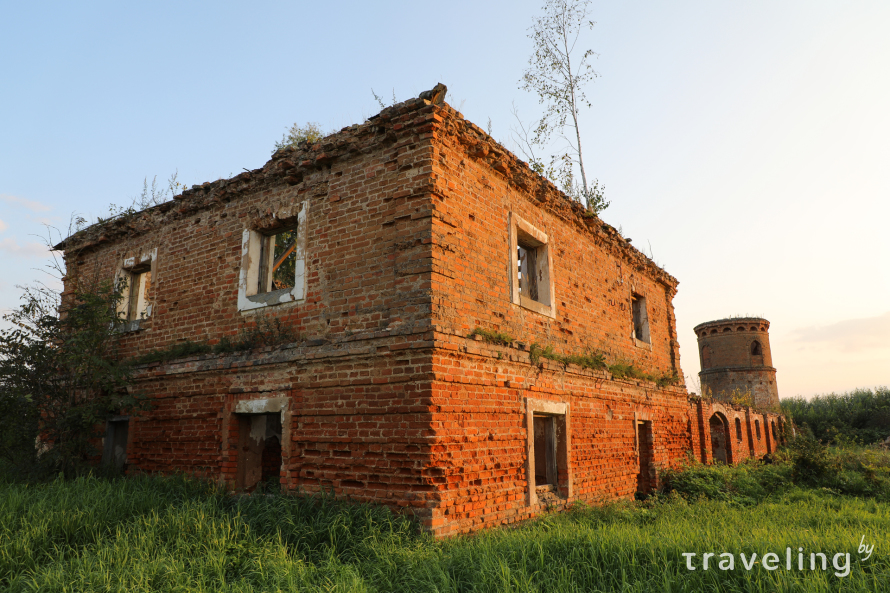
[681,536,875,578]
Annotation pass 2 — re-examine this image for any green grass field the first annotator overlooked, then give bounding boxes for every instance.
[1,458,887,593]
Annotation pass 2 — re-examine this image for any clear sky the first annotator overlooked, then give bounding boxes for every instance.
[1,1,888,398]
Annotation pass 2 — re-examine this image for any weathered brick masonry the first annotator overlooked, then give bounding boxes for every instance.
[57,85,782,536]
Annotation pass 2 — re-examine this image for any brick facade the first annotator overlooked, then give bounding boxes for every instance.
[57,86,782,537]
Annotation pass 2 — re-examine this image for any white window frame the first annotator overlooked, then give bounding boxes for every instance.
[115,248,157,329]
[509,212,556,318]
[238,201,307,312]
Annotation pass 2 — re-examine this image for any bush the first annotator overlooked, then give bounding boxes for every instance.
[787,433,832,485]
[0,281,147,479]
[662,441,890,504]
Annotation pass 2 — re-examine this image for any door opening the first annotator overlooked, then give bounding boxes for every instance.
[102,418,129,472]
[533,415,557,487]
[636,420,654,495]
[709,414,728,463]
[236,413,282,492]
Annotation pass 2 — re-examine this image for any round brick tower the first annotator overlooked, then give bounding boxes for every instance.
[694,317,779,409]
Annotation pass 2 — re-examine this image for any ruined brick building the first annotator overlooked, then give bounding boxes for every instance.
[56,85,783,536]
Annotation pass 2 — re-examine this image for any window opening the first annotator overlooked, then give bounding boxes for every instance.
[518,244,539,302]
[735,418,743,442]
[102,419,129,471]
[701,345,712,369]
[510,213,554,317]
[751,341,762,355]
[517,232,546,306]
[755,419,761,440]
[631,294,650,343]
[258,228,298,294]
[126,267,152,321]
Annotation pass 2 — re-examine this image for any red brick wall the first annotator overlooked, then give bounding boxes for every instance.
[424,106,681,382]
[60,101,440,360]
[60,94,782,538]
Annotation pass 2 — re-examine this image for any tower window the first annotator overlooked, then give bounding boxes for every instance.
[751,341,762,355]
[701,345,712,369]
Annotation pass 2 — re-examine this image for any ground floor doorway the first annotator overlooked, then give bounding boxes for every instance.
[236,413,282,492]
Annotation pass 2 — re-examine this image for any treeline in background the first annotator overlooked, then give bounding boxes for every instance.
[782,386,890,445]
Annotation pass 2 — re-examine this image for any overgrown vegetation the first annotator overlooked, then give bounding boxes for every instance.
[0,279,146,479]
[528,341,679,387]
[467,327,514,346]
[465,329,679,387]
[273,121,326,153]
[132,315,303,366]
[1,465,887,591]
[783,387,890,446]
[663,439,890,505]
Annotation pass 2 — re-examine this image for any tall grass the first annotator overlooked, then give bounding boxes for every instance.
[782,387,890,445]
[1,472,887,592]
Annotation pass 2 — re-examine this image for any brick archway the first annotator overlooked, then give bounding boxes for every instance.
[709,412,731,464]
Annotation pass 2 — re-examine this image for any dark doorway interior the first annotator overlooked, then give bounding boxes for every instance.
[709,414,728,463]
[237,413,282,491]
[636,420,654,494]
[533,415,557,487]
[102,419,129,471]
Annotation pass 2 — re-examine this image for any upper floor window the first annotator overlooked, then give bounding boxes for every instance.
[116,248,157,329]
[509,212,555,318]
[126,266,152,321]
[238,202,307,312]
[258,228,298,293]
[631,293,650,347]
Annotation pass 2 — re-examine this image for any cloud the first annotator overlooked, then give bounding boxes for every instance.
[791,312,890,353]
[0,194,51,213]
[0,218,7,232]
[0,237,52,258]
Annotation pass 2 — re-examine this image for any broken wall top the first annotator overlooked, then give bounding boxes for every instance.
[55,86,677,291]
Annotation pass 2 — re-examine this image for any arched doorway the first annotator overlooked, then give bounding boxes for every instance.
[709,413,730,464]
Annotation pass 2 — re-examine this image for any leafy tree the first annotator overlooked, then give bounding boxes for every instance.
[782,388,890,445]
[517,0,609,215]
[273,122,326,153]
[0,276,147,478]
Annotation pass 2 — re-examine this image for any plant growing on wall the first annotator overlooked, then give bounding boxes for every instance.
[273,122,326,153]
[516,0,609,215]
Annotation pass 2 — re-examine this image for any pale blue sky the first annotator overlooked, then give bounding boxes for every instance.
[2,1,888,397]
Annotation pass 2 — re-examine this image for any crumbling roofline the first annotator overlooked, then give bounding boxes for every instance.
[54,83,678,289]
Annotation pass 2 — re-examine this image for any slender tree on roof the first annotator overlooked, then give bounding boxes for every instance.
[518,0,609,215]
